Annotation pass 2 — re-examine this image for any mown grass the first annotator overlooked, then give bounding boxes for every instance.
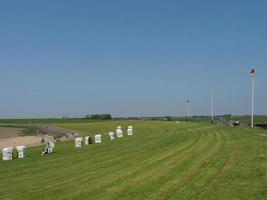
[0,121,266,200]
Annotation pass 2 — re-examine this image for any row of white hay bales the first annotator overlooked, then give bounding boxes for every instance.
[2,141,55,160]
[2,126,133,160]
[75,126,133,147]
[2,146,26,160]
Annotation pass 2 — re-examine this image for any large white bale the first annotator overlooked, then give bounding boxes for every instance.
[16,146,26,159]
[47,142,55,153]
[95,134,102,143]
[109,132,115,140]
[116,128,123,138]
[127,126,133,136]
[2,147,13,161]
[75,137,83,147]
[42,141,55,155]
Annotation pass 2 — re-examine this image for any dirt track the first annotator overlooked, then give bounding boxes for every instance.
[0,127,43,149]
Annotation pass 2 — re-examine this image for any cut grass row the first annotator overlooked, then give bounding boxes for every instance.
[0,121,266,199]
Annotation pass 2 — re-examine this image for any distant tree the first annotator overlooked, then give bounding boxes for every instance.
[86,114,112,120]
[164,116,172,121]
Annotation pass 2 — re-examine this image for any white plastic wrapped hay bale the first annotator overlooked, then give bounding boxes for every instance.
[95,134,102,143]
[42,141,55,155]
[109,132,115,140]
[75,137,83,147]
[127,126,133,136]
[48,141,55,153]
[16,146,26,159]
[2,147,13,161]
[116,127,123,138]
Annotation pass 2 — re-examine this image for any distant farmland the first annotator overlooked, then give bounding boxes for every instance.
[0,115,266,125]
[0,120,266,200]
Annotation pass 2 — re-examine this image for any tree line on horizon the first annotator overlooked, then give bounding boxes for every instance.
[85,114,112,120]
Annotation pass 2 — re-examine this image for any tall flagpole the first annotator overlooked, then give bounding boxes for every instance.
[250,68,255,128]
[211,93,214,122]
[187,99,190,121]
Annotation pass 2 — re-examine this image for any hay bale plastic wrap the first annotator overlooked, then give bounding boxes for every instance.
[16,146,26,159]
[95,134,102,143]
[108,132,115,140]
[84,136,89,145]
[42,141,55,155]
[2,147,13,161]
[75,137,83,148]
[127,126,133,136]
[116,127,123,138]
[47,142,55,153]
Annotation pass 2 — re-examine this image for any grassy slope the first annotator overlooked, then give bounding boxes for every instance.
[0,121,266,200]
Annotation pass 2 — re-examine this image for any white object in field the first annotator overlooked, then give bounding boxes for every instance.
[84,136,89,145]
[117,126,122,129]
[75,137,83,147]
[42,141,55,155]
[16,146,26,159]
[116,128,123,138]
[2,147,13,161]
[109,132,115,140]
[95,134,102,143]
[127,126,133,136]
[47,141,55,153]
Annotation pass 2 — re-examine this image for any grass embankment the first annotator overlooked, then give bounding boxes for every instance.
[0,121,266,200]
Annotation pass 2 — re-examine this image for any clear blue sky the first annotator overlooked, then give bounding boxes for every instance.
[0,0,266,118]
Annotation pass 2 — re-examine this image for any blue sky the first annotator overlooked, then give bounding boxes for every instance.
[0,0,266,118]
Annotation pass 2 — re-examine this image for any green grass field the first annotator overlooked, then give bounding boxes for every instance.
[0,121,266,200]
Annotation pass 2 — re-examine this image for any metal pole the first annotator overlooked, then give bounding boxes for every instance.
[211,93,214,122]
[187,100,190,120]
[250,68,255,128]
[251,75,255,128]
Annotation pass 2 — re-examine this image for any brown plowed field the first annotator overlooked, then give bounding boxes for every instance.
[0,127,43,149]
